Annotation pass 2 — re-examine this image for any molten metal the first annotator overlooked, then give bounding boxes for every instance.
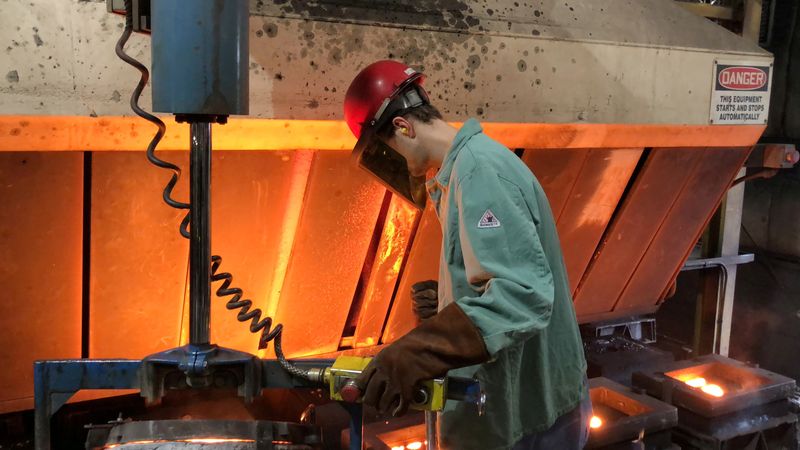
[701,384,725,397]
[589,416,603,429]
[677,376,725,397]
[685,377,707,388]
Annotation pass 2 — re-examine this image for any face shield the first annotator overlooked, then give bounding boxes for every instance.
[352,86,430,210]
[354,133,428,209]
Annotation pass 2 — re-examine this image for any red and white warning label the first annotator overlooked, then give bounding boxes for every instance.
[710,60,772,125]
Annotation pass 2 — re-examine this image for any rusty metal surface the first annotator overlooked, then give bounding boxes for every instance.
[553,148,642,293]
[615,147,752,313]
[273,152,385,358]
[574,148,704,318]
[521,149,588,221]
[352,196,420,348]
[0,152,83,413]
[382,206,443,344]
[89,152,190,359]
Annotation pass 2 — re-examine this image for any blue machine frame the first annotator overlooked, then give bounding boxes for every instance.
[33,357,358,450]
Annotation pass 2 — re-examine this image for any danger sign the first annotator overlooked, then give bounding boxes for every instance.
[710,60,772,125]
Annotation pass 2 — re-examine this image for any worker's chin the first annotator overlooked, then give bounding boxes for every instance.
[406,161,427,178]
[408,167,427,178]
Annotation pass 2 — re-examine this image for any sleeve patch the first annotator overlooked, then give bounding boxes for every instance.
[478,209,501,228]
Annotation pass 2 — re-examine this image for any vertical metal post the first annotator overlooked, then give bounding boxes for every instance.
[425,411,439,450]
[694,211,723,356]
[189,121,212,346]
[694,0,760,354]
[33,362,50,450]
[742,0,764,44]
[342,402,363,450]
[717,168,746,356]
[719,2,763,356]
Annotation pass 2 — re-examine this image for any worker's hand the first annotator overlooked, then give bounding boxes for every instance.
[354,303,490,418]
[411,280,438,320]
[355,345,413,417]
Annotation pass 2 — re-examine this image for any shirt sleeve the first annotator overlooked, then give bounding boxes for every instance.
[454,163,555,357]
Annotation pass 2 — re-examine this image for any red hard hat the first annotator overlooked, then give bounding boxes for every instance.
[344,60,427,139]
[344,60,430,210]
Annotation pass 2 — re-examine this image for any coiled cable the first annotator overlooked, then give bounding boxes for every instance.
[210,255,282,350]
[114,0,309,379]
[114,0,191,238]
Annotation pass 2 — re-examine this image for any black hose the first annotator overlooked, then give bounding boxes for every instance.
[274,332,313,380]
[115,0,191,238]
[731,168,779,186]
[209,256,308,378]
[114,1,309,380]
[210,255,283,349]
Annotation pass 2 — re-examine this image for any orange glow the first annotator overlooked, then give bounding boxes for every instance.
[106,441,156,448]
[685,377,707,388]
[391,446,406,450]
[353,196,418,348]
[701,384,725,397]
[674,375,726,397]
[381,209,443,344]
[381,200,417,274]
[0,116,766,152]
[105,438,254,448]
[179,268,192,346]
[258,151,313,358]
[406,442,424,450]
[590,415,603,429]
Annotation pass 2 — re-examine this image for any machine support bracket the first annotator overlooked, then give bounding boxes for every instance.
[34,359,141,450]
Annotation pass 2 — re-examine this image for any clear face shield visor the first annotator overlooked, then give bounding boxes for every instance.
[352,86,430,210]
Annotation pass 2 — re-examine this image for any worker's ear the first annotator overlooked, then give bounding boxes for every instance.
[392,116,415,138]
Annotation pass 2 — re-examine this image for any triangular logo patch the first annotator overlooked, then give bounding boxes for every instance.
[478,209,501,228]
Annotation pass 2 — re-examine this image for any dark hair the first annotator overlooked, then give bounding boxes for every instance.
[376,103,443,139]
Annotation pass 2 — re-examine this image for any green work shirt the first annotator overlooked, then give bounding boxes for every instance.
[428,119,587,450]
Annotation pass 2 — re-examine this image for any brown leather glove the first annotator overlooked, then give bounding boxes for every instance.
[411,280,438,320]
[355,302,490,416]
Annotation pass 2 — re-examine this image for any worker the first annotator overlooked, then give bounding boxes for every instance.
[344,60,591,450]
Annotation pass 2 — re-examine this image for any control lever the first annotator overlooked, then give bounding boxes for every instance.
[339,379,435,415]
[313,356,485,413]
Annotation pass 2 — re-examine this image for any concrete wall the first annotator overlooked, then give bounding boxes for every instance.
[1,0,770,124]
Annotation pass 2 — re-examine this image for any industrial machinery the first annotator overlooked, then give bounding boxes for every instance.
[28,1,482,448]
[633,355,798,448]
[0,0,796,449]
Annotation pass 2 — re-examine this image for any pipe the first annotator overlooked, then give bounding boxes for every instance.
[189,122,213,345]
[731,168,778,186]
[425,410,439,450]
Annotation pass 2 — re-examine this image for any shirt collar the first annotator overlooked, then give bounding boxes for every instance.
[429,118,483,190]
